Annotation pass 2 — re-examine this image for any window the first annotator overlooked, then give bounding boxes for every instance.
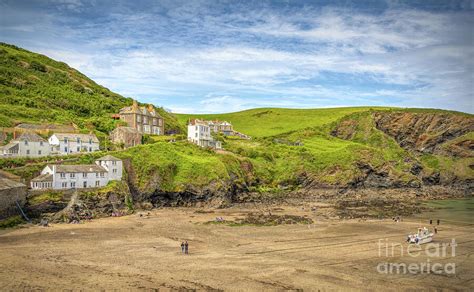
[195,126,198,130]
[77,147,80,152]
[70,182,76,188]
[144,117,148,124]
[89,139,92,144]
[64,147,68,153]
[112,161,116,165]
[77,137,80,143]
[137,115,141,122]
[70,173,75,178]
[83,172,87,178]
[153,118,157,125]
[24,140,28,145]
[113,169,117,173]
[89,147,92,152]
[26,150,30,155]
[38,150,42,155]
[83,181,87,188]
[195,133,198,138]
[60,173,66,178]
[100,172,105,178]
[40,141,43,146]
[64,138,68,143]
[62,182,67,188]
[95,180,100,187]
[96,172,99,177]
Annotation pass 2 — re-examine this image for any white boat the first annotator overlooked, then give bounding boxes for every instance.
[407,227,434,245]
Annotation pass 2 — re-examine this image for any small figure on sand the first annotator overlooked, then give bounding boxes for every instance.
[437,219,440,225]
[434,226,438,234]
[181,242,185,254]
[185,241,189,255]
[430,219,432,225]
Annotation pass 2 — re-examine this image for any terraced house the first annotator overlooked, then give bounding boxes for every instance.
[187,119,222,149]
[30,155,122,190]
[48,133,100,155]
[0,132,51,157]
[116,100,164,135]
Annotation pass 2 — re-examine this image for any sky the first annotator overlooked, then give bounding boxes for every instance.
[0,0,473,114]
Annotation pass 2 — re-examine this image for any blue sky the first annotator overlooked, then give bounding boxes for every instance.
[1,0,473,113]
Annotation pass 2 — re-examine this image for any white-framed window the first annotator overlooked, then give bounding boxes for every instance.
[40,141,43,146]
[70,173,75,178]
[24,140,28,145]
[83,181,87,188]
[71,182,76,188]
[76,147,80,152]
[26,150,30,155]
[112,161,116,165]
[60,173,66,178]
[113,169,117,173]
[64,147,68,152]
[95,180,100,187]
[62,182,67,188]
[38,150,42,155]
[100,172,105,178]
[96,172,99,177]
[83,172,87,178]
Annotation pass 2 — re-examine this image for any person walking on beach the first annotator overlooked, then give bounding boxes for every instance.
[430,219,432,225]
[181,242,185,254]
[434,226,438,234]
[437,219,440,225]
[184,241,189,255]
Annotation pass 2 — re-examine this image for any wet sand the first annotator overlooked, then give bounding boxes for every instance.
[0,206,472,291]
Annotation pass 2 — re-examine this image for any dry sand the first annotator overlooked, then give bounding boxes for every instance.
[0,206,472,291]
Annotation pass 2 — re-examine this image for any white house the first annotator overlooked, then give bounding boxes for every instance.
[49,133,100,155]
[187,119,222,149]
[1,132,51,157]
[30,155,122,190]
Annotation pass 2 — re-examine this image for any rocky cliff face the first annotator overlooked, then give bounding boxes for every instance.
[373,112,474,156]
[331,111,473,189]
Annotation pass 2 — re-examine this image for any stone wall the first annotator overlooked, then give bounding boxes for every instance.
[0,179,27,219]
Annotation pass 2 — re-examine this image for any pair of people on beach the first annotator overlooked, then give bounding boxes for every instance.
[180,241,189,254]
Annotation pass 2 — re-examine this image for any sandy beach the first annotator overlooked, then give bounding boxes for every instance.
[0,206,472,291]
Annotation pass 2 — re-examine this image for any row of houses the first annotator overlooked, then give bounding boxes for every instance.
[30,155,123,190]
[1,132,100,158]
[186,119,250,149]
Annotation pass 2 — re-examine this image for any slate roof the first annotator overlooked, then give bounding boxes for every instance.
[49,164,107,173]
[14,132,46,142]
[52,133,99,143]
[31,173,53,182]
[96,155,121,161]
[0,178,26,190]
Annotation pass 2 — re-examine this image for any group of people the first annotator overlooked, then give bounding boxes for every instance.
[180,241,189,254]
[430,219,440,234]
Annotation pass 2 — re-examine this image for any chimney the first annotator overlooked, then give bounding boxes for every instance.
[132,99,139,111]
[147,104,154,112]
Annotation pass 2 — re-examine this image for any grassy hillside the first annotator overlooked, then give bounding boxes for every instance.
[176,107,394,137]
[0,42,182,133]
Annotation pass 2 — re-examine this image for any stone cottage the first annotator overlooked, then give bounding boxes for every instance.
[109,126,142,148]
[1,132,51,157]
[0,171,27,219]
[115,100,164,135]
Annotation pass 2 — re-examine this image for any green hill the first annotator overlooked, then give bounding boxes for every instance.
[0,42,182,134]
[0,43,472,215]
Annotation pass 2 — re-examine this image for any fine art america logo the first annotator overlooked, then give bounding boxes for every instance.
[376,239,457,275]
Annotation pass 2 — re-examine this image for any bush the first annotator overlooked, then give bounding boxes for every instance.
[30,61,47,72]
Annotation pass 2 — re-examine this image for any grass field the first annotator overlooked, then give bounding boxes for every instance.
[176,107,393,137]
